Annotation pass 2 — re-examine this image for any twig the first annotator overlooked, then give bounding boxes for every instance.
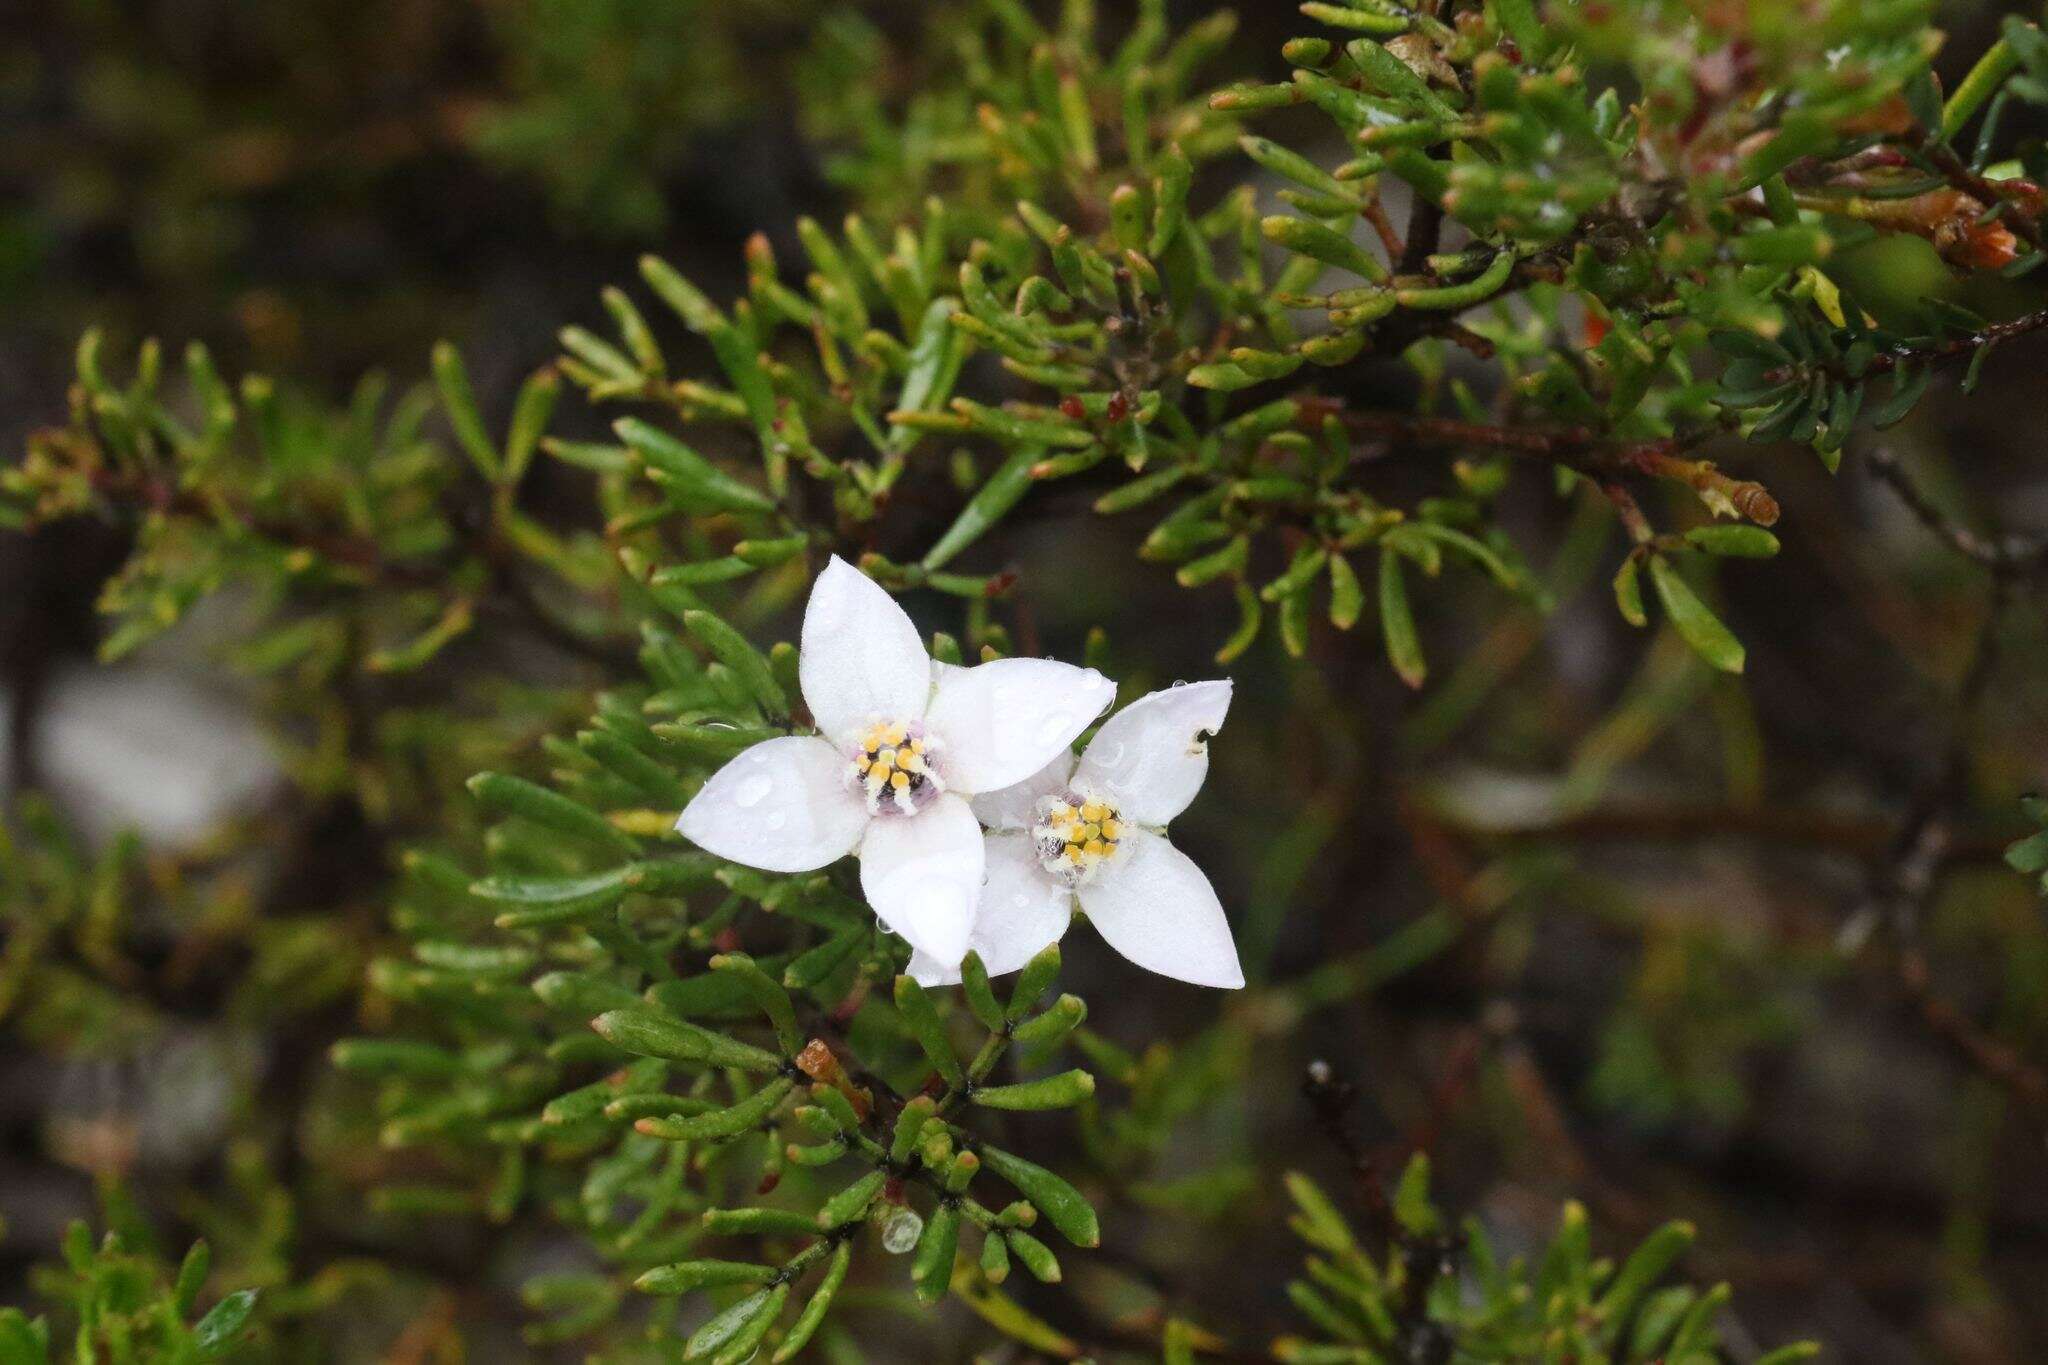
[1856,576,2048,1126]
[1763,307,2048,388]
[1864,444,2048,577]
[1302,405,1779,526]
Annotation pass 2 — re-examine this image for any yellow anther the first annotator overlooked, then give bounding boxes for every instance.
[1084,838,1107,859]
[1101,819,1122,840]
[883,725,906,745]
[890,771,910,790]
[1080,801,1107,822]
[875,748,898,770]
[1080,822,1100,842]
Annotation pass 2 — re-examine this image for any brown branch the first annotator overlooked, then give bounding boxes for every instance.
[1864,444,2048,578]
[1854,576,2048,1128]
[1763,307,2048,388]
[1897,947,2048,1109]
[1300,404,1779,526]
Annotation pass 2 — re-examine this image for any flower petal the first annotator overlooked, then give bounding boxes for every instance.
[1074,680,1232,826]
[800,556,933,744]
[907,834,1071,986]
[859,793,984,966]
[676,736,869,873]
[968,750,1076,831]
[1078,829,1243,988]
[926,658,1115,795]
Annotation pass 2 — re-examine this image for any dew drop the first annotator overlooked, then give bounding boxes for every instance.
[882,1208,923,1254]
[733,773,774,808]
[764,809,787,832]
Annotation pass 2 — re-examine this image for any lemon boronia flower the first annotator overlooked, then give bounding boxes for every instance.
[908,680,1243,990]
[676,556,1115,966]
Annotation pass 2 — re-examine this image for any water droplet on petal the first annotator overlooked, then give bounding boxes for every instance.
[733,773,774,808]
[764,809,787,831]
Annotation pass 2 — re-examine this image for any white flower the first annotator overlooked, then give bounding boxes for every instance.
[675,556,1116,966]
[908,680,1244,990]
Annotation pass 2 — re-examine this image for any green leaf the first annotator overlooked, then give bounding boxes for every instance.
[1007,943,1062,1020]
[894,975,965,1088]
[192,1290,259,1355]
[592,1007,783,1071]
[1682,525,1780,558]
[1327,553,1364,630]
[1391,1152,1439,1235]
[959,953,1006,1030]
[1613,555,1647,628]
[978,1145,1100,1247]
[1647,555,1746,673]
[684,610,788,718]
[470,866,634,908]
[817,1170,888,1229]
[617,418,777,513]
[0,1309,47,1364]
[912,1205,962,1304]
[431,342,499,480]
[329,1040,461,1078]
[173,1240,212,1317]
[636,1077,794,1141]
[771,1242,850,1361]
[2004,829,2048,874]
[532,971,644,1016]
[923,446,1042,570]
[1870,363,1931,429]
[1595,1220,1695,1341]
[467,773,637,856]
[971,1069,1096,1110]
[502,367,559,487]
[710,953,802,1054]
[684,1285,786,1363]
[635,1261,777,1295]
[1378,547,1426,689]
[1005,1228,1063,1283]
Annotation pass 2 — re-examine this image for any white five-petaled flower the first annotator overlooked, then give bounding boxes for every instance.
[907,680,1244,991]
[675,557,1116,967]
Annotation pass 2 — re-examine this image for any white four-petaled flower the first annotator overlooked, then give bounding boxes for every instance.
[908,680,1244,991]
[676,557,1115,967]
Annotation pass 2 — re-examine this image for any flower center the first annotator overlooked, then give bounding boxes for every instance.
[1032,793,1124,885]
[849,720,945,816]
